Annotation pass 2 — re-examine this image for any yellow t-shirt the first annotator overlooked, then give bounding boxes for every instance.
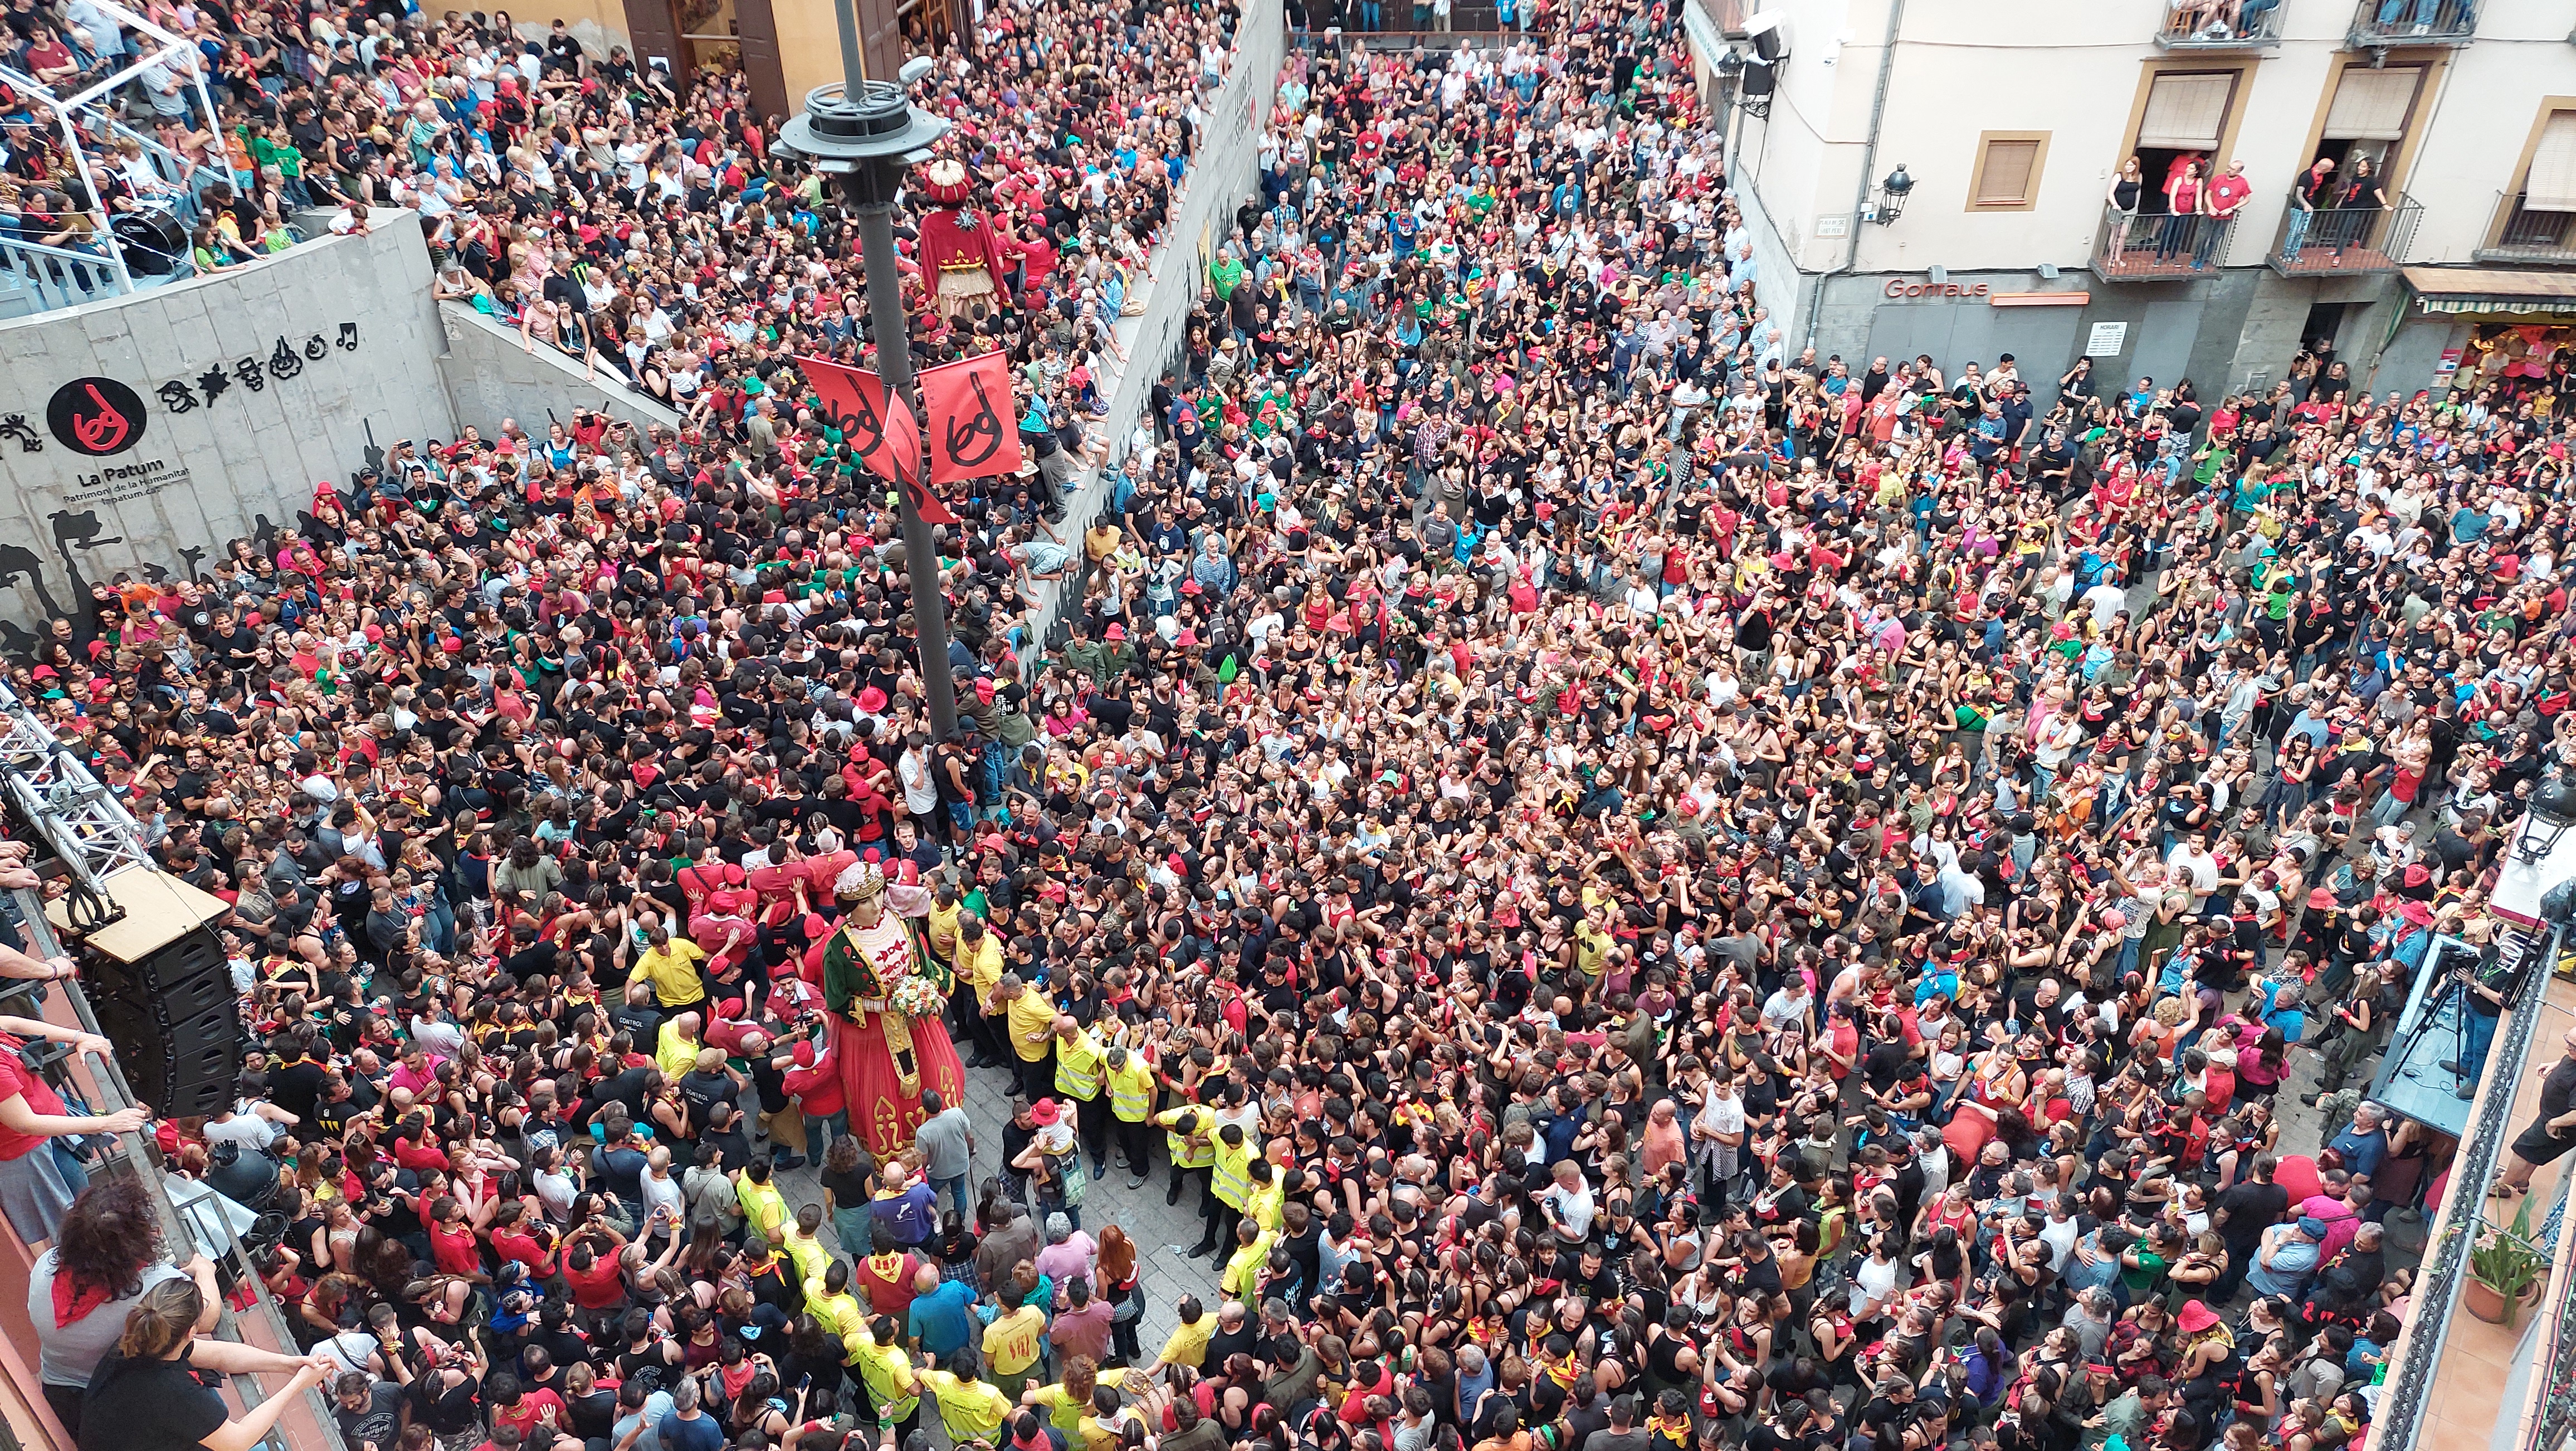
[983,1303,1047,1376]
[1157,1315,1215,1370]
[918,1368,1013,1441]
[653,1021,703,1079]
[635,937,709,1006]
[1222,1228,1276,1303]
[804,1282,868,1361]
[926,900,964,963]
[959,935,1005,1001]
[1028,1381,1089,1440]
[1007,990,1057,1063]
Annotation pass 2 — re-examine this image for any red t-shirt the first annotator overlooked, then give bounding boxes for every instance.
[2206,173,2252,217]
[430,1221,484,1278]
[563,1253,628,1311]
[0,1035,67,1162]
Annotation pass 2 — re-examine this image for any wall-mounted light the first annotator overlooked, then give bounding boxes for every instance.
[2518,772,2576,864]
[1871,164,1914,225]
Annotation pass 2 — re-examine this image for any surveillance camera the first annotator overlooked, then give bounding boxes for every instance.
[899,56,936,87]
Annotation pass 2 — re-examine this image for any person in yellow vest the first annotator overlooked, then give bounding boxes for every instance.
[1153,1104,1215,1211]
[1103,1044,1157,1191]
[953,914,1007,1069]
[1189,1121,1254,1259]
[852,1316,924,1435]
[734,1155,793,1248]
[996,973,1057,1102]
[1218,1215,1275,1305]
[981,1280,1050,1403]
[1021,1356,1099,1442]
[804,1259,871,1365]
[781,1201,835,1290]
[918,1346,1014,1442]
[1050,1015,1110,1181]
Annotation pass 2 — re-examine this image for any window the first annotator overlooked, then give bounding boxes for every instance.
[2136,71,2237,150]
[2323,65,2421,142]
[2525,110,2576,212]
[1968,132,2048,211]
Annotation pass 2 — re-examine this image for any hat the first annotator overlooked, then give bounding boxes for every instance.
[792,1041,818,1068]
[2296,1216,2329,1238]
[2176,1299,2219,1333]
[975,678,998,704]
[856,685,889,713]
[1104,622,1126,641]
[1030,1098,1061,1125]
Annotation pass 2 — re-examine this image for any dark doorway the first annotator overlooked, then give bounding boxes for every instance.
[2302,302,2348,369]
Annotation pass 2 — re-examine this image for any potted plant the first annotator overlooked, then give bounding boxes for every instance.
[2466,1196,2549,1325]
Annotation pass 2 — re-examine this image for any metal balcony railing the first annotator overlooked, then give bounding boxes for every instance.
[2351,0,2476,44]
[2089,202,2240,281]
[2479,190,2576,265]
[2156,0,2285,48]
[2267,192,2422,275]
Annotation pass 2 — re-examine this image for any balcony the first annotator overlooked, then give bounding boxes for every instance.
[2350,0,2476,46]
[2155,0,2284,49]
[2088,204,2240,283]
[2265,193,2422,275]
[2476,191,2576,265]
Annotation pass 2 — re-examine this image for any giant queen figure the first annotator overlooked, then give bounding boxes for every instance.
[821,861,967,1155]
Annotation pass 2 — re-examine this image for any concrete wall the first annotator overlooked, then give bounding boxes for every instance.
[0,216,453,651]
[437,303,685,441]
[1018,0,1285,663]
[1807,266,2405,401]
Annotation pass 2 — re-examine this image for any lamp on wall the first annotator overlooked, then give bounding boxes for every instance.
[2518,771,2576,865]
[1871,164,1914,225]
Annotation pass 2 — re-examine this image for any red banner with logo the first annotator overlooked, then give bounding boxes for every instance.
[794,354,954,525]
[918,350,1026,488]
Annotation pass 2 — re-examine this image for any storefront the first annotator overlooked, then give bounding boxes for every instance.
[2390,267,2576,405]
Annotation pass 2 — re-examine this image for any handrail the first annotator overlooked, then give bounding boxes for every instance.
[2519,1160,2576,1451]
[0,231,135,312]
[0,62,226,222]
[2372,922,2562,1448]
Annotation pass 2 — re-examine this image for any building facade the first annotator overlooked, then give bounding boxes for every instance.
[1686,0,2576,405]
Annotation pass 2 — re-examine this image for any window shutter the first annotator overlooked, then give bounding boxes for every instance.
[2525,111,2576,212]
[2322,66,2420,142]
[2136,72,2233,151]
[1975,140,2040,206]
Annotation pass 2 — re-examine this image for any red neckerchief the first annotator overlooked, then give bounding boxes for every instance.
[52,1270,114,1328]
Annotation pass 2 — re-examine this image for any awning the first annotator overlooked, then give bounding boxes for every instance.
[2403,266,2576,316]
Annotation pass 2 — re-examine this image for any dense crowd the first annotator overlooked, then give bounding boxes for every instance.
[1,0,2568,1448]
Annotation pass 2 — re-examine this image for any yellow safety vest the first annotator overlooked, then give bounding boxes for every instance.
[736,1175,791,1243]
[1054,1029,1105,1099]
[1210,1138,1253,1209]
[1155,1107,1214,1168]
[852,1337,920,1418]
[1107,1059,1155,1122]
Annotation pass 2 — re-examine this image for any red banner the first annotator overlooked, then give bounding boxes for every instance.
[918,350,1026,488]
[794,354,954,525]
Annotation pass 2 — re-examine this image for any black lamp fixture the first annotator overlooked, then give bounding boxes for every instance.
[2518,770,2576,864]
[1714,47,1744,79]
[1872,164,1914,225]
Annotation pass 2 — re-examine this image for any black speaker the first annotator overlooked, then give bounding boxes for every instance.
[1740,59,1775,96]
[1750,23,1786,61]
[80,924,242,1119]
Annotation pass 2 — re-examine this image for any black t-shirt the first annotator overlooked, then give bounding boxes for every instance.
[80,1346,227,1451]
[2212,1179,2287,1252]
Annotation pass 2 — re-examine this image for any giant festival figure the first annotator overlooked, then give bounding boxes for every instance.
[819,860,966,1155]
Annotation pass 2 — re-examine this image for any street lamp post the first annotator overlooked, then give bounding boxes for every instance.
[783,0,960,739]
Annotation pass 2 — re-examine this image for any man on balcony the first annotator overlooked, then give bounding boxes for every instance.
[2284,155,2338,263]
[2195,159,2252,270]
